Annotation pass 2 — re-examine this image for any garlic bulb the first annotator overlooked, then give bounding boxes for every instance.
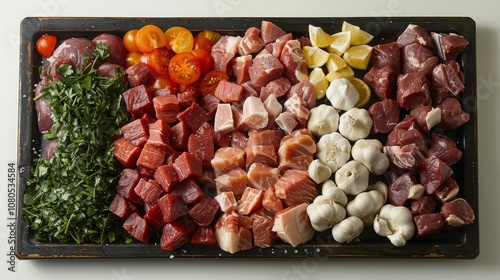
[308,159,332,184]
[307,104,339,137]
[306,195,346,232]
[346,189,385,218]
[338,107,373,141]
[335,160,369,196]
[351,139,390,175]
[321,179,348,207]
[373,204,415,247]
[332,216,364,243]
[326,78,360,111]
[316,132,351,173]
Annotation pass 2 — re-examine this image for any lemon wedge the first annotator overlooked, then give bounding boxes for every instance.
[341,21,374,45]
[343,45,373,70]
[326,65,355,82]
[309,24,334,48]
[309,67,329,99]
[351,77,371,108]
[327,31,351,56]
[326,53,348,73]
[303,46,330,68]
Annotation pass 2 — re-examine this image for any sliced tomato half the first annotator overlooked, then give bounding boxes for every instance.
[200,70,229,96]
[168,52,201,85]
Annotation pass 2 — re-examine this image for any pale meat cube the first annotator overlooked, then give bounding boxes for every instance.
[215,212,253,254]
[272,203,315,247]
[236,187,264,215]
[210,147,245,176]
[246,163,281,191]
[274,169,317,207]
[263,93,282,120]
[242,96,269,130]
[215,168,248,199]
[214,103,235,133]
[275,112,298,135]
[214,191,238,213]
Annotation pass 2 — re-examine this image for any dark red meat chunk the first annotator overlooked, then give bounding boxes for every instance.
[173,152,203,181]
[432,32,469,61]
[199,92,221,118]
[286,80,316,109]
[170,179,205,205]
[440,198,475,229]
[401,43,438,77]
[123,84,154,117]
[429,133,463,165]
[177,102,210,133]
[158,194,189,223]
[125,62,150,87]
[386,116,428,155]
[113,137,142,168]
[116,168,142,205]
[147,119,172,148]
[92,33,128,66]
[437,97,470,130]
[154,164,179,192]
[363,66,399,100]
[160,218,196,250]
[431,62,465,97]
[388,173,423,206]
[396,24,434,49]
[259,77,291,101]
[109,194,139,219]
[136,142,167,171]
[121,118,149,147]
[409,105,442,134]
[123,212,152,244]
[171,121,191,150]
[143,203,165,231]
[134,178,165,205]
[370,42,401,72]
[419,155,453,195]
[413,213,445,237]
[368,99,400,134]
[434,178,459,203]
[396,73,431,110]
[189,197,221,227]
[191,226,217,245]
[187,133,215,168]
[411,196,437,215]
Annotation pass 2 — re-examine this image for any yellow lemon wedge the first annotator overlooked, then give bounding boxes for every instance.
[326,65,355,82]
[326,53,348,73]
[303,46,330,68]
[309,24,334,48]
[351,77,371,108]
[309,67,329,99]
[327,31,351,56]
[341,21,374,45]
[343,45,373,70]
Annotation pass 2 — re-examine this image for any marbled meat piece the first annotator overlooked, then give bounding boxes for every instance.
[432,32,469,61]
[211,35,242,73]
[440,198,475,229]
[266,33,293,58]
[363,65,399,100]
[247,129,284,152]
[248,49,285,89]
[134,178,165,205]
[368,99,400,134]
[419,155,453,195]
[275,112,299,135]
[214,103,235,133]
[236,187,264,215]
[238,27,265,55]
[262,187,284,215]
[260,20,286,44]
[259,77,291,102]
[388,173,424,206]
[215,168,248,199]
[279,39,308,85]
[409,105,441,134]
[214,191,238,213]
[411,196,437,216]
[284,94,310,128]
[429,133,463,165]
[190,197,221,227]
[383,143,426,172]
[229,130,248,150]
[123,212,152,244]
[116,168,142,205]
[274,169,317,207]
[247,163,281,191]
[401,43,438,77]
[386,116,428,154]
[437,97,470,130]
[396,24,434,49]
[136,142,168,170]
[232,54,252,84]
[177,101,210,133]
[245,144,278,169]
[370,42,401,72]
[278,129,316,172]
[172,151,203,181]
[272,203,314,247]
[215,212,253,254]
[251,208,277,248]
[157,194,189,223]
[286,80,317,109]
[211,147,245,176]
[214,80,243,103]
[397,73,431,111]
[242,95,269,129]
[434,178,459,203]
[431,62,465,97]
[413,213,445,237]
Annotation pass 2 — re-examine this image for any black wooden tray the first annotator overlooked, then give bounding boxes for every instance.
[16,17,478,259]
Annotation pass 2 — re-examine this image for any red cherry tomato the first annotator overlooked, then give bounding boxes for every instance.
[193,36,212,52]
[149,75,179,94]
[36,34,57,58]
[168,52,201,85]
[191,49,214,75]
[146,48,174,76]
[200,70,229,96]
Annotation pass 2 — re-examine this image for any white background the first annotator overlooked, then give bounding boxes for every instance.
[1,0,499,279]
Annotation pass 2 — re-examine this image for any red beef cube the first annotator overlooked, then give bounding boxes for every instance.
[121,118,149,147]
[370,42,401,72]
[191,226,216,245]
[388,173,424,206]
[440,198,475,229]
[434,178,459,203]
[136,142,167,170]
[187,133,215,167]
[140,113,156,124]
[171,121,191,150]
[116,168,142,205]
[123,84,154,117]
[189,197,221,227]
[214,80,243,103]
[153,94,180,124]
[147,119,173,148]
[173,152,203,181]
[154,164,179,192]
[420,155,453,195]
[109,194,139,219]
[160,218,196,251]
[158,194,189,223]
[137,166,155,179]
[125,62,150,87]
[199,93,221,118]
[177,102,210,133]
[123,212,152,244]
[113,137,141,168]
[144,203,165,231]
[177,89,199,109]
[411,196,437,215]
[134,178,166,205]
[396,73,431,111]
[364,66,399,101]
[413,213,445,237]
[171,179,205,205]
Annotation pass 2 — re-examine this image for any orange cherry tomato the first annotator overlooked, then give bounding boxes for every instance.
[168,52,201,85]
[193,36,212,52]
[200,70,229,96]
[36,34,57,58]
[123,29,139,52]
[135,24,167,53]
[125,52,143,67]
[191,49,214,75]
[149,75,179,93]
[165,26,194,53]
[146,48,174,76]
[196,30,222,46]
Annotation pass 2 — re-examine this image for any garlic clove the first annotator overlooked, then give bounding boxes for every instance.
[321,179,348,207]
[332,216,364,243]
[316,132,351,173]
[351,139,389,175]
[308,159,332,184]
[306,196,346,232]
[368,181,389,202]
[335,160,369,195]
[307,104,339,137]
[338,107,373,141]
[346,190,385,218]
[326,78,360,111]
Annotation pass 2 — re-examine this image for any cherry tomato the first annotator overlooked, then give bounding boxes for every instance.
[168,52,201,85]
[126,52,143,67]
[165,26,194,54]
[135,24,167,53]
[179,80,201,98]
[191,49,214,75]
[196,30,222,46]
[123,29,139,52]
[149,75,179,94]
[36,34,57,58]
[193,36,212,52]
[200,70,229,96]
[146,48,174,76]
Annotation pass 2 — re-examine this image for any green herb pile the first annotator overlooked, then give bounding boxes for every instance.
[24,44,129,244]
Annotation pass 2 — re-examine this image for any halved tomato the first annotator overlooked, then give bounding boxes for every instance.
[135,24,167,53]
[146,48,174,76]
[36,34,57,58]
[126,52,143,67]
[165,26,194,53]
[196,30,222,46]
[168,52,201,85]
[149,75,179,94]
[200,70,229,96]
[191,49,214,75]
[193,36,212,52]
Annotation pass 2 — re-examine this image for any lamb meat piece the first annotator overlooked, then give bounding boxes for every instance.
[370,42,401,72]
[432,32,469,61]
[409,105,442,134]
[215,212,253,254]
[279,40,308,85]
[286,80,317,109]
[247,163,281,191]
[248,49,285,89]
[125,62,150,87]
[396,73,431,111]
[160,218,196,250]
[232,54,252,84]
[368,98,400,134]
[437,97,470,130]
[154,164,178,193]
[172,151,203,181]
[236,187,264,215]
[260,21,286,44]
[121,118,149,147]
[109,194,139,219]
[123,84,154,117]
[113,137,142,168]
[259,77,291,102]
[388,173,424,206]
[251,208,277,248]
[153,94,180,124]
[411,196,437,215]
[413,213,445,237]
[211,35,242,73]
[170,121,191,150]
[386,116,428,155]
[97,63,127,85]
[245,144,278,169]
[215,168,248,199]
[190,197,221,227]
[274,169,317,207]
[440,198,475,229]
[419,155,453,195]
[396,24,434,49]
[177,102,210,133]
[272,203,314,247]
[266,33,293,58]
[116,168,142,205]
[92,33,127,66]
[283,94,310,128]
[147,119,172,148]
[48,38,96,71]
[229,130,248,150]
[123,212,152,244]
[429,133,463,165]
[431,62,465,97]
[238,27,265,56]
[191,226,217,245]
[433,177,459,203]
[383,143,426,171]
[401,43,439,77]
[363,65,399,101]
[170,178,205,205]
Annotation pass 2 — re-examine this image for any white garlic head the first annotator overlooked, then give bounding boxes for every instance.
[351,139,390,175]
[346,189,386,218]
[326,78,360,111]
[307,104,339,137]
[316,132,351,173]
[338,107,373,141]
[321,179,348,207]
[308,159,332,184]
[307,196,346,232]
[332,216,364,243]
[373,204,415,247]
[335,160,369,196]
